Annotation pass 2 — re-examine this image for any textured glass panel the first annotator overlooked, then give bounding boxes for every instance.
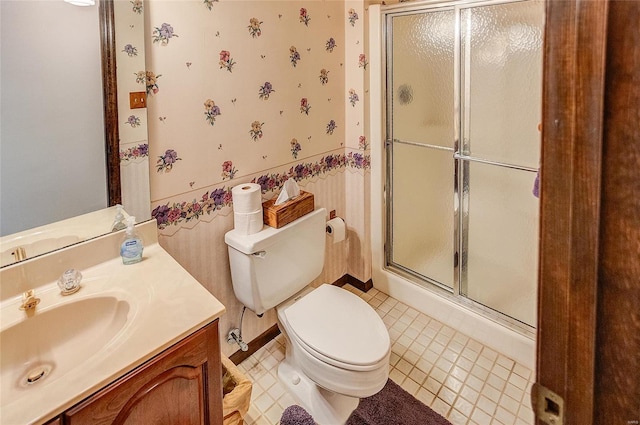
[391,10,455,148]
[461,1,544,167]
[391,143,454,288]
[463,162,539,326]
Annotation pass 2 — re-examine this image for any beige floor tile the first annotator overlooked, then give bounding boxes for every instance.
[432,397,453,417]
[408,366,427,386]
[471,406,493,425]
[416,387,437,406]
[454,395,475,416]
[438,385,458,405]
[240,287,534,425]
[477,395,497,416]
[448,408,470,425]
[401,377,421,396]
[460,385,481,404]
[494,406,516,425]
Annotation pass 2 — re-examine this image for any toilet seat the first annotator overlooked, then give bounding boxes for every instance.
[282,284,390,371]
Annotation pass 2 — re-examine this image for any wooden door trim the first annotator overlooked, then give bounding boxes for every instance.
[98,0,122,206]
[538,0,609,423]
[594,1,640,422]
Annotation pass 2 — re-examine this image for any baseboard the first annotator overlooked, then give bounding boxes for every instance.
[229,324,281,365]
[332,275,350,287]
[333,274,374,293]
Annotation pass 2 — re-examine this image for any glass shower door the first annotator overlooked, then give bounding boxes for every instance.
[458,1,544,327]
[387,9,456,290]
[385,0,543,330]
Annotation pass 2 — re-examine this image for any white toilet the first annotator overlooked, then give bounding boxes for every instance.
[225,208,390,424]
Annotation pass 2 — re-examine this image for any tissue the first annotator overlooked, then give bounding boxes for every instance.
[326,217,346,243]
[232,183,263,235]
[275,179,301,205]
[234,210,263,235]
[232,183,262,213]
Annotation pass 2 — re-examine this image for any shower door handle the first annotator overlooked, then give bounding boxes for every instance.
[453,153,537,173]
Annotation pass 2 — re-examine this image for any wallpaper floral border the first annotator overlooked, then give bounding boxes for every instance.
[151,150,370,232]
[120,143,149,162]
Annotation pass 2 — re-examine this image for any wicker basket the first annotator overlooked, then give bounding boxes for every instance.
[222,356,252,425]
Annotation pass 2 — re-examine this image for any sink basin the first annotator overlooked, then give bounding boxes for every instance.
[1,232,83,267]
[0,295,131,401]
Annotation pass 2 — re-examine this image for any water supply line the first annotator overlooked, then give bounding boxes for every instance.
[226,306,249,351]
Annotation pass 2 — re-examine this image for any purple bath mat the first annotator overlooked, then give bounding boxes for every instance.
[345,379,453,425]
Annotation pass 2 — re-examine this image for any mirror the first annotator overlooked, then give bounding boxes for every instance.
[0,0,149,266]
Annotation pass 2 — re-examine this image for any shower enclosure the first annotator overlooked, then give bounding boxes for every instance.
[384,0,543,333]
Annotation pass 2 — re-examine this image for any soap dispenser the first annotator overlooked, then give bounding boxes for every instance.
[111,204,126,232]
[120,217,143,265]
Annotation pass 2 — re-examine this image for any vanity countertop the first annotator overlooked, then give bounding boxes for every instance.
[0,220,226,425]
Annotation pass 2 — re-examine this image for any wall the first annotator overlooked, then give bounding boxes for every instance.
[0,1,107,236]
[144,0,371,355]
[115,0,152,222]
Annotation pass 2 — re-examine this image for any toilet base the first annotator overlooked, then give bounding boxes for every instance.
[278,358,359,425]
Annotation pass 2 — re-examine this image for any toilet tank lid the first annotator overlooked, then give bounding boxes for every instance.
[284,284,390,367]
[225,208,326,255]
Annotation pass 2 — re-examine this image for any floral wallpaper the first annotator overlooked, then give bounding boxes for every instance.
[145,0,355,203]
[115,0,148,152]
[144,3,372,240]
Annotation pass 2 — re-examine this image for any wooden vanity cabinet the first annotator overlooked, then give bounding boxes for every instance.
[61,321,223,425]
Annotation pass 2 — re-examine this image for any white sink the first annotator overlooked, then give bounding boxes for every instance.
[1,294,132,401]
[0,219,225,425]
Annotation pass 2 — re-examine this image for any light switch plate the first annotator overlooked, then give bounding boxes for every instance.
[129,91,147,109]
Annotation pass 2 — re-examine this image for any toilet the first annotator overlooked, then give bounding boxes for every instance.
[225,208,390,424]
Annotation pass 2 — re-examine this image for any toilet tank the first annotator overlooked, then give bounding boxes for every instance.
[225,208,327,315]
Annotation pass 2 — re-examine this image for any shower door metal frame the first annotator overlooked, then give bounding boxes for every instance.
[384,4,458,297]
[383,0,538,337]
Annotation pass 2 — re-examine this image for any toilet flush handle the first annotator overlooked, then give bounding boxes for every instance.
[252,251,267,258]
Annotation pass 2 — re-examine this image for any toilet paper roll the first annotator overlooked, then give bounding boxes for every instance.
[234,210,264,235]
[232,183,262,213]
[326,217,346,243]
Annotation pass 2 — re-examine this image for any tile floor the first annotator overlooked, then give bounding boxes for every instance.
[237,284,535,425]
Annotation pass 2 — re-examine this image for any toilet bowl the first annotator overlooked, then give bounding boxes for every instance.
[276,284,390,424]
[224,207,390,423]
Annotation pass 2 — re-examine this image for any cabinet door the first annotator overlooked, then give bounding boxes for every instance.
[64,321,222,425]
